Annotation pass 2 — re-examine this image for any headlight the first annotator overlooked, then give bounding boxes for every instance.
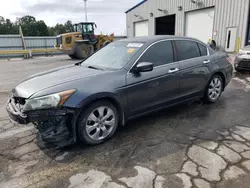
[238,49,246,55]
[23,89,76,112]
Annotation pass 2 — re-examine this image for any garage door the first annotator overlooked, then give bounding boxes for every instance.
[185,8,215,43]
[134,20,149,37]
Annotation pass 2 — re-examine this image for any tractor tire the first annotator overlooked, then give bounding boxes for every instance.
[75,43,94,59]
[101,41,110,48]
[68,54,77,59]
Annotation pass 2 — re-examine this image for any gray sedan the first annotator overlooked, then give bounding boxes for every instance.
[6,36,233,147]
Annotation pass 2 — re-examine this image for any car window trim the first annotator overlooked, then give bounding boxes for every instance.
[171,40,178,62]
[197,42,202,56]
[174,39,201,61]
[128,39,176,74]
[197,42,208,57]
[136,40,175,68]
[173,39,210,62]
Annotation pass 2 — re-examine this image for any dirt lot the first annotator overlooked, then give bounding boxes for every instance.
[1,56,250,188]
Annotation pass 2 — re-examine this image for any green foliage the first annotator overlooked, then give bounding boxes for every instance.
[0,15,73,36]
[0,16,19,34]
[54,24,67,35]
[64,20,73,32]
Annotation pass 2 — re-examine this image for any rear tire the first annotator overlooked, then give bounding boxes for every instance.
[204,74,223,104]
[77,100,119,145]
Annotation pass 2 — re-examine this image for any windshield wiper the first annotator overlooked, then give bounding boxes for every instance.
[87,65,104,70]
[75,59,85,66]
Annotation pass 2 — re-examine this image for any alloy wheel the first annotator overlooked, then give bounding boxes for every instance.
[208,77,222,101]
[86,106,115,140]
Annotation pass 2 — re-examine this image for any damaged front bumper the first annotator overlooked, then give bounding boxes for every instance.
[6,97,76,148]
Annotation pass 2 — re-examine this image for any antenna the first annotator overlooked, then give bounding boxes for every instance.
[83,0,88,22]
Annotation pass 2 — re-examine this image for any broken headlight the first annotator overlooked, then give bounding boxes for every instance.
[23,89,76,112]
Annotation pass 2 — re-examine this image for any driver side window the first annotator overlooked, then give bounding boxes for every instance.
[138,40,174,67]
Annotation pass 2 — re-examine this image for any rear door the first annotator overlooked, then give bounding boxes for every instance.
[126,40,180,116]
[175,40,212,99]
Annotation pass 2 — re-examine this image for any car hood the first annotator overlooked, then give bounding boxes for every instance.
[13,64,106,98]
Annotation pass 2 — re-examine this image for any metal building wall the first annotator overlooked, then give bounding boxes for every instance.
[126,0,250,49]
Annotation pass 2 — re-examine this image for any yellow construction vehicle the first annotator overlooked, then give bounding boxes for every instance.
[55,22,114,59]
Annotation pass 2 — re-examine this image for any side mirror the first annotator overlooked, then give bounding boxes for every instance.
[94,24,97,28]
[132,62,153,73]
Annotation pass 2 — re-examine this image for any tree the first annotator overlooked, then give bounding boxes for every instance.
[0,17,19,34]
[54,24,66,35]
[48,20,74,35]
[19,15,36,25]
[64,20,73,32]
[19,15,36,36]
[0,16,4,24]
[36,20,49,36]
[0,15,74,36]
[48,27,56,36]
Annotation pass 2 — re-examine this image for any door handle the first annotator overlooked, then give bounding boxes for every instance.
[203,60,211,64]
[168,68,179,73]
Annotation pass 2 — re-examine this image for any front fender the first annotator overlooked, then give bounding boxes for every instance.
[76,92,122,109]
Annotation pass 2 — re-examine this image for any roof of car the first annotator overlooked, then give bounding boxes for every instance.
[119,35,203,44]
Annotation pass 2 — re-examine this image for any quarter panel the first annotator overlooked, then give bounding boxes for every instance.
[209,53,232,86]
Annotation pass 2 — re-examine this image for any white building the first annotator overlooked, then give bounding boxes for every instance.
[126,0,250,52]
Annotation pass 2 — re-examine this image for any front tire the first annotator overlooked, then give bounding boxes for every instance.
[77,100,119,145]
[204,74,223,103]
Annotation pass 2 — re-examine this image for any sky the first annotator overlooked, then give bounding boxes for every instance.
[0,0,142,35]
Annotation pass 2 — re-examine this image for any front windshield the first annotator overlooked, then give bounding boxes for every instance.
[74,24,94,33]
[83,24,94,33]
[81,42,144,69]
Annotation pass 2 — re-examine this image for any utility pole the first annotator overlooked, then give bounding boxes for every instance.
[16,17,29,58]
[83,0,88,22]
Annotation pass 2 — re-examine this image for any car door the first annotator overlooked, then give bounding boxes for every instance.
[126,40,180,116]
[174,40,211,99]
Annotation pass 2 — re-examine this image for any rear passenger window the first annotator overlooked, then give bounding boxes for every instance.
[198,43,208,56]
[175,40,200,61]
[138,41,174,67]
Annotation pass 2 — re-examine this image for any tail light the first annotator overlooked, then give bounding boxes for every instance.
[226,56,233,75]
